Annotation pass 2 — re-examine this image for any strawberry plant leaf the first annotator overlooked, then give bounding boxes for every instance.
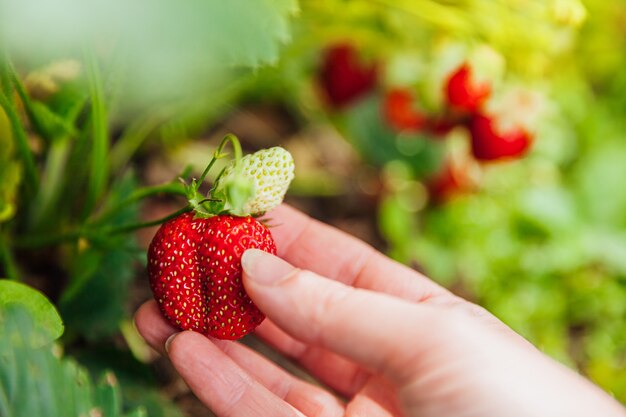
[0,0,298,107]
[0,280,64,344]
[28,101,79,140]
[82,52,109,221]
[0,106,21,224]
[71,346,184,417]
[60,170,140,341]
[0,306,148,417]
[60,243,138,341]
[343,96,445,177]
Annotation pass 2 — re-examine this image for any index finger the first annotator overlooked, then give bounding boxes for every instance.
[265,205,448,302]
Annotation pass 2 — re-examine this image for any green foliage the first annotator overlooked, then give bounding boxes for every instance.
[0,306,146,417]
[0,280,64,345]
[0,107,20,223]
[57,173,141,341]
[72,346,183,417]
[0,0,298,108]
[343,97,445,177]
[2,0,626,411]
[292,0,583,76]
[60,240,139,341]
[272,0,626,404]
[388,100,626,398]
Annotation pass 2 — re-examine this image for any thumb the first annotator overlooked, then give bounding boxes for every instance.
[241,249,440,381]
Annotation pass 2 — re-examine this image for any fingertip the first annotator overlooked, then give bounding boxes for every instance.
[165,330,202,359]
[134,299,180,354]
[134,300,158,339]
[242,249,296,287]
[164,332,179,354]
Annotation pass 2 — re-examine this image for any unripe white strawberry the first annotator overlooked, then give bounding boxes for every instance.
[215,147,295,216]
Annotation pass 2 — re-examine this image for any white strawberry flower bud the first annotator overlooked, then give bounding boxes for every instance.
[217,146,295,216]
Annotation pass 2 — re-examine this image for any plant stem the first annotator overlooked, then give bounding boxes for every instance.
[10,68,47,138]
[93,181,187,225]
[82,51,109,220]
[30,135,72,229]
[0,232,20,281]
[15,204,192,249]
[0,55,40,197]
[104,205,192,235]
[0,52,12,97]
[0,91,39,196]
[13,229,84,249]
[109,112,164,173]
[196,133,243,191]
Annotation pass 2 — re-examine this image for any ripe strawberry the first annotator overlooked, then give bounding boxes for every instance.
[445,63,491,113]
[468,114,532,161]
[426,158,480,202]
[382,88,426,132]
[318,43,378,109]
[148,212,276,340]
[215,147,295,216]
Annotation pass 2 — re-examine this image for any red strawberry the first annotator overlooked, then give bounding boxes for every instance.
[426,159,480,202]
[318,43,378,109]
[382,88,426,131]
[148,212,276,340]
[468,114,532,161]
[445,63,491,113]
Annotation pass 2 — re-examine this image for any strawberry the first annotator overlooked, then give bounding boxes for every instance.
[148,212,276,340]
[468,113,532,161]
[426,158,480,202]
[214,147,294,216]
[382,88,426,132]
[445,63,491,113]
[318,43,378,109]
[148,136,293,339]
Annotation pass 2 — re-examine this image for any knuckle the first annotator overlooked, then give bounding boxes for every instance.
[221,375,254,417]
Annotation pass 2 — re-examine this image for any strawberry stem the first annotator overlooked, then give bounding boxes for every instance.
[104,205,193,235]
[14,205,194,248]
[186,133,245,217]
[195,133,243,193]
[0,231,20,281]
[93,181,187,225]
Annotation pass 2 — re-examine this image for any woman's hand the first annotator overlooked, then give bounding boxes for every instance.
[135,205,626,417]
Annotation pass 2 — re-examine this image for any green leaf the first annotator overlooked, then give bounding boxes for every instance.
[72,346,184,417]
[0,157,20,224]
[0,60,39,197]
[28,101,78,140]
[60,244,137,341]
[0,280,64,343]
[95,372,123,417]
[0,306,147,417]
[1,0,298,107]
[60,173,140,341]
[0,103,23,224]
[342,96,445,177]
[82,52,109,221]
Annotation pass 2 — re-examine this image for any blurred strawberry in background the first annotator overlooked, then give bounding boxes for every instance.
[445,62,491,113]
[383,88,426,131]
[468,114,532,161]
[318,43,378,109]
[426,153,481,202]
[468,87,545,161]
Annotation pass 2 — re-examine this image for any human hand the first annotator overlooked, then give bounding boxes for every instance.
[135,205,626,417]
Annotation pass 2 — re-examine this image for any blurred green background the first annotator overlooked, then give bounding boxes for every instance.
[1,0,625,415]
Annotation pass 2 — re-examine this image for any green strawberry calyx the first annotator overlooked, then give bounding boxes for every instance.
[183,134,294,219]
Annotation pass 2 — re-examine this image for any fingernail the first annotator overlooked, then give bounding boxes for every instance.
[242,249,296,285]
[165,332,178,353]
